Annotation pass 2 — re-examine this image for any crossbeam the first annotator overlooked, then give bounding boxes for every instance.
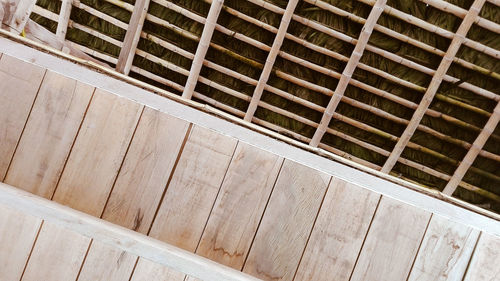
[56,0,72,40]
[244,0,299,121]
[0,182,261,281]
[182,0,224,99]
[309,0,387,147]
[116,0,151,75]
[381,0,487,173]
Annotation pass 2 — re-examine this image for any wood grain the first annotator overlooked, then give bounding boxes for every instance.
[52,89,143,216]
[0,54,45,179]
[22,222,91,281]
[195,142,283,269]
[77,240,138,281]
[0,206,41,281]
[131,125,237,280]
[463,232,500,281]
[4,71,94,198]
[78,107,190,280]
[350,196,431,281]
[408,214,480,281]
[294,178,380,281]
[242,160,330,281]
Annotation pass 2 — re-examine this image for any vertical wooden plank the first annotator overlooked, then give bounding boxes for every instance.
[0,206,41,281]
[52,89,143,216]
[350,196,431,281]
[242,160,330,281]
[77,241,138,281]
[130,125,238,280]
[4,71,94,198]
[0,55,45,179]
[195,142,283,270]
[22,222,91,281]
[131,258,185,281]
[408,215,480,281]
[294,178,380,281]
[463,232,500,281]
[78,107,190,280]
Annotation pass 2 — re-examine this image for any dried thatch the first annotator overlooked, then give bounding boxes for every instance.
[30,0,500,212]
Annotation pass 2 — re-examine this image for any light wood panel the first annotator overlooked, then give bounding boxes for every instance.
[77,241,138,281]
[464,232,500,281]
[242,160,330,281]
[408,214,480,281]
[78,107,190,280]
[350,196,431,281]
[0,206,41,281]
[0,182,260,281]
[52,89,143,216]
[131,125,238,280]
[0,54,45,179]
[195,142,283,270]
[294,178,380,281]
[4,71,94,198]
[22,222,91,281]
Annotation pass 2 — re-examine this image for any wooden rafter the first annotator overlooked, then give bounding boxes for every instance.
[244,0,299,121]
[116,0,151,75]
[56,0,72,40]
[443,101,500,195]
[309,0,387,147]
[381,0,487,173]
[182,0,224,99]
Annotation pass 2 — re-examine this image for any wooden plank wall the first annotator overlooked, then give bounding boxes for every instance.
[1,53,500,281]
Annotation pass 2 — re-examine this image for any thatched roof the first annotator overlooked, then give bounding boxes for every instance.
[14,0,500,212]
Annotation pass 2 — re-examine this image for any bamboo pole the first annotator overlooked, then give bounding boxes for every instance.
[310,0,386,146]
[56,0,72,40]
[244,0,299,121]
[381,0,487,174]
[443,101,500,195]
[420,0,500,33]
[358,0,499,59]
[116,0,150,75]
[182,0,224,99]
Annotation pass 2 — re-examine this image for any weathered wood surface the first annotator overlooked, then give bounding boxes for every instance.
[0,54,45,179]
[243,160,330,281]
[4,71,94,198]
[350,196,431,281]
[0,182,261,281]
[294,178,380,281]
[79,107,190,280]
[131,127,240,280]
[22,222,91,281]
[195,142,283,269]
[52,89,143,216]
[0,205,41,281]
[464,232,500,281]
[408,215,480,281]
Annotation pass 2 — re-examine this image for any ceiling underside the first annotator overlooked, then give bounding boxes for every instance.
[24,0,500,212]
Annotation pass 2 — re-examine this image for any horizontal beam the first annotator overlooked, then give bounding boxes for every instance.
[0,182,261,281]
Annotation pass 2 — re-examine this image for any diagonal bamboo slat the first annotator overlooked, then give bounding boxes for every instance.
[381,0,487,174]
[244,0,299,121]
[182,0,224,99]
[309,0,387,147]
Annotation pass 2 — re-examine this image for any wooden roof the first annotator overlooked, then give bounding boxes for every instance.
[1,0,499,213]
